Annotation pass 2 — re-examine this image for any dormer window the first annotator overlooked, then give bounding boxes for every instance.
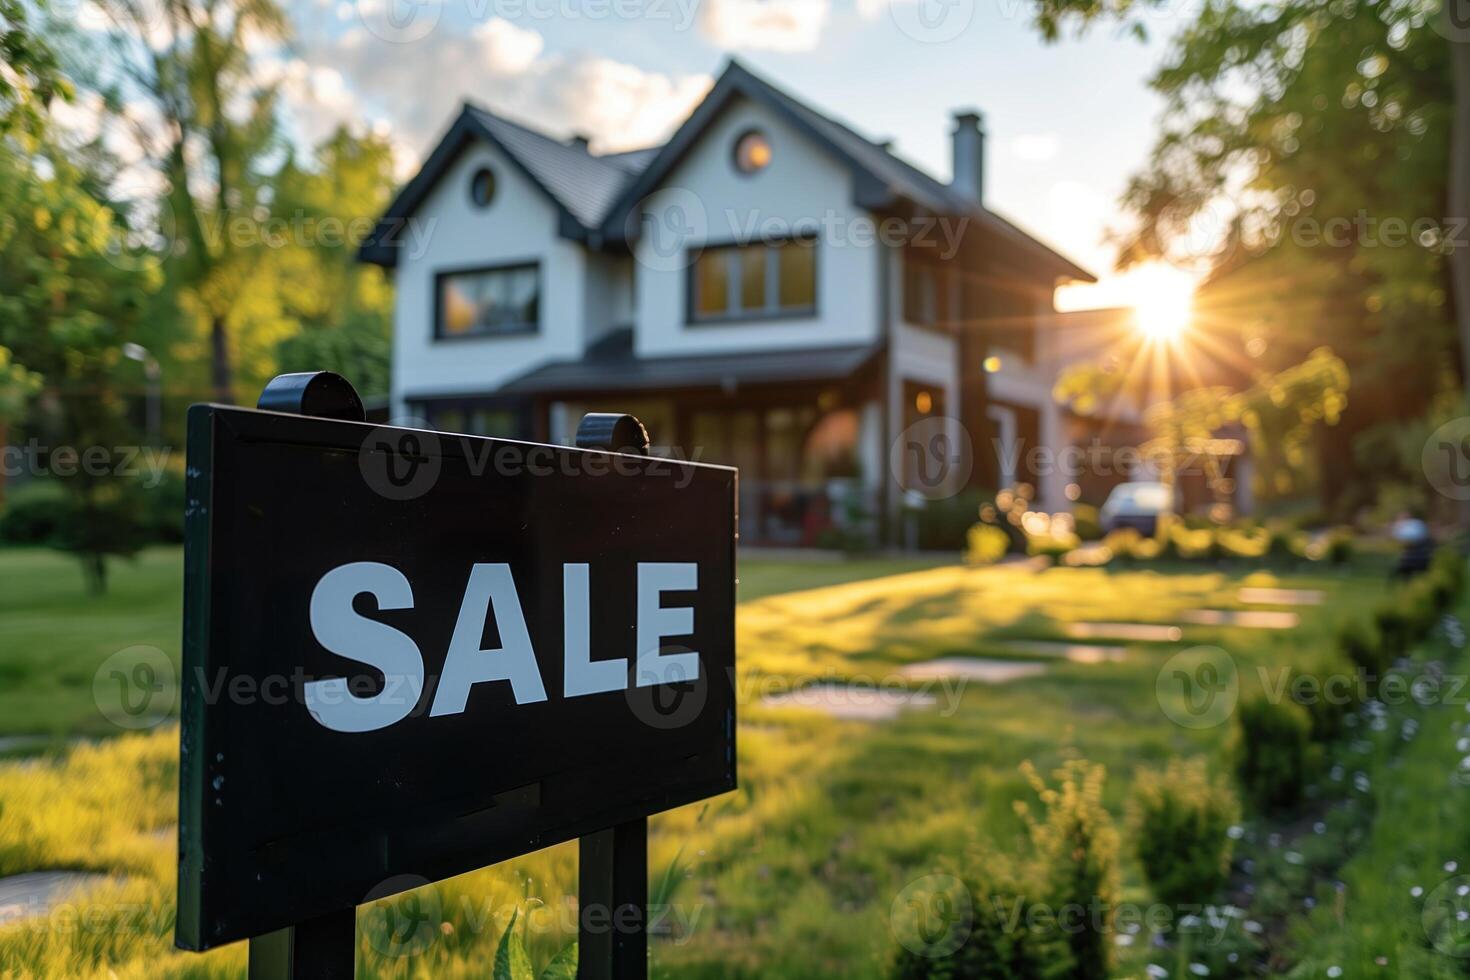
[469,167,497,208]
[733,130,772,175]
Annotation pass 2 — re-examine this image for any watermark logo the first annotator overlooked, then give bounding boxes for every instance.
[1156,646,1238,729]
[1423,417,1470,501]
[356,0,443,43]
[93,645,175,730]
[362,875,444,958]
[887,0,975,43]
[626,647,710,730]
[1434,0,1470,42]
[889,416,973,502]
[890,873,973,958]
[629,187,709,273]
[1424,875,1470,957]
[359,419,442,501]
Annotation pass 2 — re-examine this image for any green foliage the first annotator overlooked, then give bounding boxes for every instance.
[0,480,67,544]
[1015,759,1119,980]
[1070,503,1102,541]
[1337,615,1389,682]
[916,491,988,552]
[492,909,577,980]
[887,861,1058,980]
[1128,758,1239,909]
[1230,697,1317,812]
[964,522,1011,566]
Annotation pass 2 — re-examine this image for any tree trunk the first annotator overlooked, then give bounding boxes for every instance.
[210,314,233,404]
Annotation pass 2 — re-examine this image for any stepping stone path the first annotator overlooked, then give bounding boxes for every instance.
[1181,609,1300,629]
[993,640,1126,664]
[759,684,936,721]
[898,658,1048,683]
[0,872,108,927]
[1065,622,1183,642]
[1238,587,1325,606]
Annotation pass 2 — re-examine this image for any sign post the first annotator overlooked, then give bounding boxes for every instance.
[177,372,737,979]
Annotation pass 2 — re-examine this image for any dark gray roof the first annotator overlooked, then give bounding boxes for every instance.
[464,106,640,228]
[360,59,1093,282]
[498,331,881,395]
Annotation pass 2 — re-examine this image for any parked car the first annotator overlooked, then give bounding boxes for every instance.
[1099,481,1173,536]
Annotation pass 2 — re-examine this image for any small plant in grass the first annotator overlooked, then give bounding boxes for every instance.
[1016,759,1119,980]
[494,909,577,979]
[1128,758,1239,910]
[1230,696,1318,812]
[887,858,1059,980]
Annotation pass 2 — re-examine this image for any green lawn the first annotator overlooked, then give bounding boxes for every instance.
[0,546,1445,979]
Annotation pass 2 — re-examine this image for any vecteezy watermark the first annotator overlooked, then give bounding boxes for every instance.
[1289,211,1468,252]
[357,421,703,502]
[628,193,973,272]
[1,441,171,487]
[883,0,976,44]
[891,873,973,957]
[93,645,176,730]
[354,0,700,42]
[626,647,709,730]
[890,416,974,502]
[1156,646,1240,730]
[1423,875,1470,957]
[363,875,444,958]
[1423,416,1470,501]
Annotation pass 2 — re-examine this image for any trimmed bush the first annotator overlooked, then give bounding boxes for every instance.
[1230,696,1318,812]
[0,480,67,544]
[1336,616,1389,684]
[888,860,1058,980]
[1128,758,1239,910]
[1016,760,1119,980]
[1071,504,1102,541]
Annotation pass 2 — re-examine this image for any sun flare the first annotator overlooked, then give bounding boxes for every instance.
[1128,264,1196,343]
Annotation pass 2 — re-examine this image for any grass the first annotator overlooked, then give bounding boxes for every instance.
[0,546,1439,978]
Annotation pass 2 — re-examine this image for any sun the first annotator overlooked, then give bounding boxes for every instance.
[1128,265,1196,343]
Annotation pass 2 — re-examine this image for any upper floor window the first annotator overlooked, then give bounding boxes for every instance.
[435,262,540,339]
[903,256,954,329]
[689,238,816,324]
[732,130,772,175]
[469,167,497,208]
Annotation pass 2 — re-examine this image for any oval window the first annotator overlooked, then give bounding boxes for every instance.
[733,130,772,175]
[469,167,496,208]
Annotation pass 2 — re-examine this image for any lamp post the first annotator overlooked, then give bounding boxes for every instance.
[123,342,161,447]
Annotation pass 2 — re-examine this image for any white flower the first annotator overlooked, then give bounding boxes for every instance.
[1189,964,1209,977]
[1411,886,1424,898]
[1327,967,1343,978]
[1146,965,1169,979]
[1447,861,1460,873]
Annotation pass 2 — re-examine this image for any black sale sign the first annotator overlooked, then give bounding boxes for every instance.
[176,405,737,951]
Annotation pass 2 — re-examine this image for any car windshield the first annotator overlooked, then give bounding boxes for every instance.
[1114,484,1171,509]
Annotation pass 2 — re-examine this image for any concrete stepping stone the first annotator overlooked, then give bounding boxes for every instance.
[1181,609,1300,629]
[994,640,1126,664]
[1064,622,1183,642]
[0,872,108,926]
[759,683,936,721]
[1237,587,1325,606]
[898,658,1048,683]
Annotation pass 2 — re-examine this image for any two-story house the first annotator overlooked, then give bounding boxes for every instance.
[359,60,1097,546]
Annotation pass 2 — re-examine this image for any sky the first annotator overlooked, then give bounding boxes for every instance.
[272,0,1195,309]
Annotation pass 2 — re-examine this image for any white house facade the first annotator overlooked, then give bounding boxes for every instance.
[361,60,1107,545]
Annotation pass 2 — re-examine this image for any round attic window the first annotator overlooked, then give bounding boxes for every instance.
[469,167,497,208]
[733,130,772,175]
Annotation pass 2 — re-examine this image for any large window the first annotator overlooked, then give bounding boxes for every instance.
[435,262,540,339]
[689,238,816,323]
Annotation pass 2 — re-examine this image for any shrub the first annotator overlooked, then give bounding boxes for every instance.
[1071,504,1102,541]
[1372,602,1412,659]
[1101,526,1142,558]
[1216,525,1270,559]
[1230,697,1318,812]
[1165,523,1217,561]
[1128,759,1239,910]
[0,480,67,544]
[1430,547,1465,602]
[1336,616,1389,685]
[1025,530,1079,559]
[1016,760,1119,980]
[916,490,988,551]
[964,523,1011,566]
[888,860,1058,980]
[1324,529,1354,565]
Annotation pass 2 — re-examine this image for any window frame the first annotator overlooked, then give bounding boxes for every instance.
[432,260,543,341]
[684,233,819,327]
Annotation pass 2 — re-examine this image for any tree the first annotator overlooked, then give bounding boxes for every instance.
[267,127,397,397]
[87,0,288,403]
[0,137,163,591]
[1032,0,1456,514]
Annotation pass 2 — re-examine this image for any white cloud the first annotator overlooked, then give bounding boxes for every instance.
[698,0,829,51]
[292,18,710,164]
[1010,133,1057,162]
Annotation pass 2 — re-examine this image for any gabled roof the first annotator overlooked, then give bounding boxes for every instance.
[360,60,1093,282]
